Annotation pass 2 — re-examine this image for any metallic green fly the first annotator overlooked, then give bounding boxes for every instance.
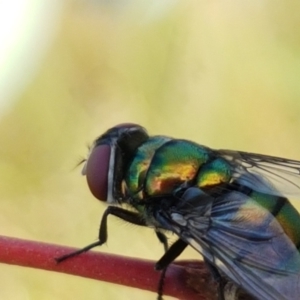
[58,123,300,300]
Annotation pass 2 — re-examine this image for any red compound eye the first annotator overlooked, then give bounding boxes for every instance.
[85,144,111,201]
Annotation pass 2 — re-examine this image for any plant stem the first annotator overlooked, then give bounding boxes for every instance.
[0,235,217,299]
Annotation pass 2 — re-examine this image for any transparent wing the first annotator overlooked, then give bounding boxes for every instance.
[218,150,300,197]
[157,187,300,300]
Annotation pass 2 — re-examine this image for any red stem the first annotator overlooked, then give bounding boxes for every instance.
[0,235,217,299]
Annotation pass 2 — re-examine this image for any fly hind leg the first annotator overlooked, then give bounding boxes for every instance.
[204,258,225,300]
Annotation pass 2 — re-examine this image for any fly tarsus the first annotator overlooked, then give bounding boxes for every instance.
[157,267,167,300]
[55,240,104,263]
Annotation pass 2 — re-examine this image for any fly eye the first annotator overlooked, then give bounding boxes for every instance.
[84,144,111,201]
[114,122,139,129]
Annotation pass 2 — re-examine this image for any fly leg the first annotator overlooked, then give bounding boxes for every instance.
[154,239,188,300]
[155,238,188,271]
[156,241,225,300]
[155,231,168,252]
[156,268,167,300]
[204,258,225,300]
[56,206,147,262]
[154,231,169,300]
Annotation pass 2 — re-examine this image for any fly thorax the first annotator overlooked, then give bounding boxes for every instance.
[125,136,171,197]
[187,191,212,233]
[133,202,160,228]
[196,157,232,188]
[143,140,213,196]
[165,188,213,235]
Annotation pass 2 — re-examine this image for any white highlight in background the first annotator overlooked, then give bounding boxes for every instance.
[0,0,63,117]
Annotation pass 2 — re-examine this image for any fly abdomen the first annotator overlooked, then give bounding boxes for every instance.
[251,191,300,251]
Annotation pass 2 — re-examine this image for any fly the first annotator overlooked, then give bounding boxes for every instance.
[57,123,300,300]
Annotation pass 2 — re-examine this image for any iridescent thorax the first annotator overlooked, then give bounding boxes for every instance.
[125,137,232,200]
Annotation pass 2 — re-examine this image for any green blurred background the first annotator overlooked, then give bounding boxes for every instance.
[1,0,300,299]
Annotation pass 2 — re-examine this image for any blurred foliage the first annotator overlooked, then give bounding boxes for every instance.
[0,0,300,299]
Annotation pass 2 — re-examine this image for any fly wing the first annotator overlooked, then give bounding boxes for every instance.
[157,187,300,300]
[218,150,300,197]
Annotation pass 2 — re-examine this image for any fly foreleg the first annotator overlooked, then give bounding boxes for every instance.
[56,206,147,263]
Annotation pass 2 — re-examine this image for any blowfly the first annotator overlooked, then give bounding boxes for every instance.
[57,123,300,300]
